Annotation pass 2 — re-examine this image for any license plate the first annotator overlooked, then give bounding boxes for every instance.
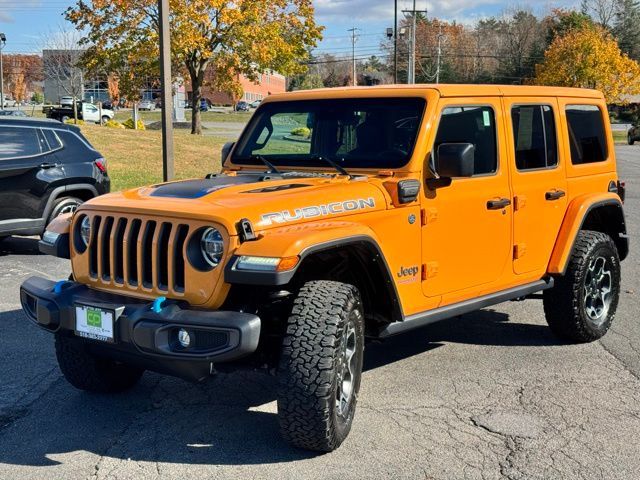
[75,304,115,343]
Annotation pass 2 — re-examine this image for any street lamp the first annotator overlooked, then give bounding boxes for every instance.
[0,33,6,111]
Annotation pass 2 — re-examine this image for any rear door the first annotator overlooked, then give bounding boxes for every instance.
[503,98,568,276]
[421,98,513,303]
[0,125,64,221]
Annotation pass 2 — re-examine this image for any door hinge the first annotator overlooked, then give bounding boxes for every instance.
[422,262,439,280]
[514,195,527,211]
[514,243,527,259]
[421,208,438,226]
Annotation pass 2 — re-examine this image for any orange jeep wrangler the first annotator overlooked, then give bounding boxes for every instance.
[21,85,628,452]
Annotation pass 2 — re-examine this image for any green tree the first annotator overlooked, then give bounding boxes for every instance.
[67,0,323,134]
[613,0,640,59]
[535,24,640,103]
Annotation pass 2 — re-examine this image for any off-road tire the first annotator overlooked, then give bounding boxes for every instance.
[55,334,144,393]
[543,230,621,343]
[277,281,364,452]
[47,197,83,226]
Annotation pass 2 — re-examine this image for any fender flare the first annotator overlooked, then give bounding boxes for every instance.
[548,194,627,275]
[41,183,99,222]
[224,233,403,320]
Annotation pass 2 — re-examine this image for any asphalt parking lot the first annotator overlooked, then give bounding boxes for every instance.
[0,146,638,480]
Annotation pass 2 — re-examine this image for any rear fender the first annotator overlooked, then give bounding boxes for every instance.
[548,193,628,275]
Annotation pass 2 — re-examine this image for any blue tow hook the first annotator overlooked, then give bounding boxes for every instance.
[151,297,167,314]
[53,280,73,295]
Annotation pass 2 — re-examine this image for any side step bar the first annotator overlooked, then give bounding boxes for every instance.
[379,278,554,338]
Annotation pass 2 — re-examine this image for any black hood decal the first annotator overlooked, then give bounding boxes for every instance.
[150,175,262,199]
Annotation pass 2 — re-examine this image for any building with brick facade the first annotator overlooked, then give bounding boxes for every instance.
[187,70,286,106]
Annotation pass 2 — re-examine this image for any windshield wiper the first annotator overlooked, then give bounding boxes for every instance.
[310,155,354,179]
[247,154,282,175]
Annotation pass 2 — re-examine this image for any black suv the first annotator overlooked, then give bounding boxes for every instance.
[0,118,110,239]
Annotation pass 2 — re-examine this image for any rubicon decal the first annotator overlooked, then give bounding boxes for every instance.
[260,198,376,226]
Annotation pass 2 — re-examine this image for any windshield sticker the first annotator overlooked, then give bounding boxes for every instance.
[260,197,376,226]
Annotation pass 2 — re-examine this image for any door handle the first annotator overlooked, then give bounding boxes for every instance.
[39,162,59,169]
[545,189,566,201]
[487,198,511,210]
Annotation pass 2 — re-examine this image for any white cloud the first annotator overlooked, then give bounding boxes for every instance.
[0,0,43,23]
[314,0,580,24]
[314,0,503,24]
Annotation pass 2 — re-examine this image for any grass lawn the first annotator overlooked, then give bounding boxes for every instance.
[612,130,628,144]
[80,124,227,192]
[113,110,253,125]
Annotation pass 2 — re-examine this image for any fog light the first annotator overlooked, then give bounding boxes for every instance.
[178,329,192,348]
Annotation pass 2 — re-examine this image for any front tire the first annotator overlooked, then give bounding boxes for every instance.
[543,230,621,343]
[277,281,364,452]
[628,133,635,145]
[55,334,144,393]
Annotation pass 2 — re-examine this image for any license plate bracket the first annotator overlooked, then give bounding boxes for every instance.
[74,304,117,343]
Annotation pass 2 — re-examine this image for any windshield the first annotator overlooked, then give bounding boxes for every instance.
[231,97,426,170]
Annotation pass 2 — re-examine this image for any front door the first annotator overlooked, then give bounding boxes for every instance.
[421,99,512,303]
[503,98,568,276]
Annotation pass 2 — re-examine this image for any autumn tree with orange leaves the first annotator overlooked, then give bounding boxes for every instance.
[535,24,640,103]
[66,0,323,134]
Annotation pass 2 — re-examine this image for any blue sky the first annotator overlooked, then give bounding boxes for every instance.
[0,0,580,57]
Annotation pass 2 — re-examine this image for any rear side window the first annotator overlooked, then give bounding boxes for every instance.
[0,127,42,159]
[434,106,497,175]
[565,105,607,164]
[511,105,558,170]
[42,129,63,151]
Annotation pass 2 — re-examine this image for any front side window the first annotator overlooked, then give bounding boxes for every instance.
[511,105,558,170]
[566,105,607,164]
[434,106,498,176]
[232,98,426,170]
[0,127,42,160]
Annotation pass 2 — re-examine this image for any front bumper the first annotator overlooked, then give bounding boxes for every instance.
[20,277,261,382]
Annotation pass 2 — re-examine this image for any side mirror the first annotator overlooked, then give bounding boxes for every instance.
[435,143,475,178]
[221,142,235,163]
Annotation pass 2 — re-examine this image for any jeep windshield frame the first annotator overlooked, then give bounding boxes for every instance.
[230,97,426,170]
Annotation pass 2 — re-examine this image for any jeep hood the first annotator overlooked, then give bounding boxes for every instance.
[80,174,388,234]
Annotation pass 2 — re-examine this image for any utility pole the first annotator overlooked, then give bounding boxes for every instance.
[435,26,445,84]
[158,0,174,182]
[0,33,6,111]
[393,0,398,84]
[348,27,360,86]
[402,2,427,84]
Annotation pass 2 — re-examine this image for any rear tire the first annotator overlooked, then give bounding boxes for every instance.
[543,230,620,343]
[55,334,144,393]
[47,196,83,227]
[101,116,110,124]
[277,281,364,452]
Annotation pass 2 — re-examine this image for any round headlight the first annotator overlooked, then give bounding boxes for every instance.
[201,227,224,267]
[80,216,91,247]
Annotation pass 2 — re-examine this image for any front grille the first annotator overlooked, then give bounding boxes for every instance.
[87,215,189,294]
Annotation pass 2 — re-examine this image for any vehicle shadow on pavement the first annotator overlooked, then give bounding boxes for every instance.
[0,306,562,468]
[364,308,562,371]
[0,237,42,257]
